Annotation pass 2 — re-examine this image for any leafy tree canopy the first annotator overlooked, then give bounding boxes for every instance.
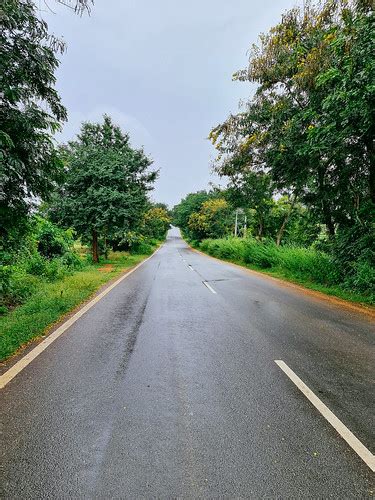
[50,115,158,262]
[172,191,214,232]
[0,0,67,242]
[142,207,171,240]
[188,198,232,241]
[210,0,374,237]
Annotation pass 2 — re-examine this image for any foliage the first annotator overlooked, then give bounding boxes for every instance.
[199,237,373,303]
[172,191,213,233]
[35,216,75,259]
[0,0,67,244]
[208,0,374,289]
[112,231,154,255]
[173,187,321,246]
[143,207,171,240]
[0,250,157,361]
[0,216,81,311]
[188,198,232,241]
[49,115,158,262]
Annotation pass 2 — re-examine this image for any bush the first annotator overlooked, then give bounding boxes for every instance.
[24,253,47,276]
[1,266,40,308]
[1,223,84,311]
[60,251,83,269]
[130,241,153,255]
[343,259,375,298]
[43,259,68,282]
[112,231,157,255]
[35,217,74,259]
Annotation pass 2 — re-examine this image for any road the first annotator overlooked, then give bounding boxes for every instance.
[1,228,374,498]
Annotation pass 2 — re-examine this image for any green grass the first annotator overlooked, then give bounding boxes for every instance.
[0,251,156,361]
[196,238,375,307]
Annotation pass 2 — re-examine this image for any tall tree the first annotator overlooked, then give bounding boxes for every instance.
[210,0,374,237]
[0,0,67,242]
[51,116,157,262]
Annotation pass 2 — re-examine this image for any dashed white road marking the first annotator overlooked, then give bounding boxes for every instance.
[275,360,375,472]
[0,245,163,390]
[203,281,217,294]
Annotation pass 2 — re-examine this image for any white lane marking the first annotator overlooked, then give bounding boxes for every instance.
[188,264,194,271]
[0,246,163,390]
[275,360,375,472]
[203,281,217,294]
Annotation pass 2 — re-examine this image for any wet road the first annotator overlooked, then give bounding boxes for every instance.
[1,228,374,497]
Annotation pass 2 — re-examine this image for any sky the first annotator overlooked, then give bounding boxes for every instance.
[44,0,299,207]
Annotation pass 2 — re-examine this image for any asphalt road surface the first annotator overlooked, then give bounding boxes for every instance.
[1,228,374,498]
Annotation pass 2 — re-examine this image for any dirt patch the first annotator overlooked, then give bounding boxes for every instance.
[98,264,114,272]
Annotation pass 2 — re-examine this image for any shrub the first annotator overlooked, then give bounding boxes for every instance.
[24,253,47,276]
[1,266,40,307]
[343,259,375,298]
[60,251,83,270]
[130,241,153,255]
[43,259,68,282]
[243,240,280,269]
[35,217,74,259]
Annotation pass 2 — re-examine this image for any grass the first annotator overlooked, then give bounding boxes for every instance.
[0,250,156,361]
[195,237,375,307]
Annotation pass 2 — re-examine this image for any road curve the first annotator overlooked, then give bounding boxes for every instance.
[1,228,374,497]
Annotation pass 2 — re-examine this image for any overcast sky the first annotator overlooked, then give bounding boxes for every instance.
[44,0,299,207]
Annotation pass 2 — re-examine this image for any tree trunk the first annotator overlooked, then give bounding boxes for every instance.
[366,136,375,204]
[276,194,297,246]
[322,200,335,237]
[258,218,263,240]
[318,165,335,237]
[92,229,99,263]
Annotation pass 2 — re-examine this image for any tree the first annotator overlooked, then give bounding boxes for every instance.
[172,191,212,234]
[226,172,275,240]
[210,0,374,239]
[0,0,67,244]
[51,116,157,262]
[188,198,232,241]
[143,207,171,240]
[55,0,93,15]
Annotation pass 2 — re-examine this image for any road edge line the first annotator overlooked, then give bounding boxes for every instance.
[274,359,375,472]
[0,245,163,390]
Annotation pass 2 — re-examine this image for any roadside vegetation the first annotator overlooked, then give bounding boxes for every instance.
[172,1,374,307]
[199,238,374,305]
[173,191,374,306]
[0,1,170,360]
[0,249,158,361]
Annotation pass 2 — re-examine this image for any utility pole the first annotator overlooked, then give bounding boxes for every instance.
[234,209,238,237]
